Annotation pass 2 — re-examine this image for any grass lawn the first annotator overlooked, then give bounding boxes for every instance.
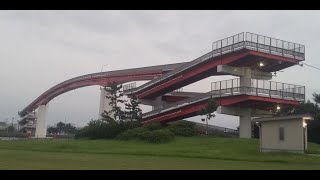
[0,136,320,170]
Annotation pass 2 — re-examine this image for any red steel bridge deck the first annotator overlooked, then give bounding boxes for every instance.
[19,32,305,126]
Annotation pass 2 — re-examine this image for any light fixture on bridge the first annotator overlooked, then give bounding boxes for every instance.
[276,105,281,110]
[303,121,307,128]
[259,62,264,67]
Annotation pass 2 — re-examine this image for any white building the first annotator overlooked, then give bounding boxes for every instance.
[255,114,313,154]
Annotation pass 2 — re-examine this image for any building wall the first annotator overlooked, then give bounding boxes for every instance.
[261,118,305,153]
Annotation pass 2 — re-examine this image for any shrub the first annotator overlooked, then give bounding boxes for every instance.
[168,121,197,137]
[75,119,141,140]
[116,127,147,140]
[144,122,163,131]
[145,129,175,143]
[116,125,175,143]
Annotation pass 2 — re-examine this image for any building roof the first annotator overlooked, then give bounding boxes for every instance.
[254,114,313,123]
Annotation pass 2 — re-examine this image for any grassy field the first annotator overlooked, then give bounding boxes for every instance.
[0,136,320,169]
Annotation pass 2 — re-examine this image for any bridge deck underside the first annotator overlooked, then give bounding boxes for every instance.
[142,94,300,124]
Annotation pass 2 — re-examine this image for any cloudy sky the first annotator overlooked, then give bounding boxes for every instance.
[0,10,319,129]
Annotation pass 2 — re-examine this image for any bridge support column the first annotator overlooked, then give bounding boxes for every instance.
[239,108,252,139]
[239,116,252,138]
[240,76,252,94]
[98,87,113,119]
[217,106,253,138]
[35,105,48,138]
[138,96,169,110]
[153,96,165,109]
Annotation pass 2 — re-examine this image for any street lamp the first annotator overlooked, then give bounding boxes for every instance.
[201,118,209,135]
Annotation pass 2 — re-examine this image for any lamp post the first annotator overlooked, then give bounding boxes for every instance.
[201,118,209,135]
[5,118,8,137]
[101,64,110,73]
[100,64,110,87]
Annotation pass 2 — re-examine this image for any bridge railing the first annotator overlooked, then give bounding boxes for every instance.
[211,78,305,102]
[212,32,305,61]
[123,82,136,91]
[173,87,183,92]
[245,32,305,61]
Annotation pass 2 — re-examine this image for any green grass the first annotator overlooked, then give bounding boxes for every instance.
[0,137,320,169]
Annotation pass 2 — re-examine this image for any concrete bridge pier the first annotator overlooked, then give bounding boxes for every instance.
[34,104,48,138]
[239,113,252,139]
[98,87,113,119]
[217,106,253,139]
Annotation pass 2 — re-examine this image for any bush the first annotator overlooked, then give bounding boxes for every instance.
[116,125,174,143]
[168,121,197,137]
[75,119,141,140]
[145,129,174,143]
[144,122,163,131]
[116,127,147,141]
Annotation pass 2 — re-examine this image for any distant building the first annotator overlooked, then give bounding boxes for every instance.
[0,122,7,130]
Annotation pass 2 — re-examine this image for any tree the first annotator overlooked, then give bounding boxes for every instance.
[102,82,127,121]
[125,95,142,122]
[64,123,77,134]
[313,93,320,104]
[7,125,15,133]
[198,96,218,135]
[270,93,320,143]
[56,122,66,133]
[47,126,58,134]
[48,122,77,134]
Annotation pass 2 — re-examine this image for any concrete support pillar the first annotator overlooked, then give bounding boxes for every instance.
[35,105,48,138]
[153,96,165,109]
[217,106,252,138]
[239,108,252,139]
[239,116,252,138]
[98,87,113,119]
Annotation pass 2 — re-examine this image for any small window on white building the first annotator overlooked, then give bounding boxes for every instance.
[279,127,285,141]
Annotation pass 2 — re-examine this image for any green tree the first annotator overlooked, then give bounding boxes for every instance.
[47,126,58,134]
[198,96,218,135]
[7,125,15,133]
[102,82,127,121]
[273,93,320,143]
[64,123,77,134]
[125,95,142,122]
[52,122,77,134]
[313,93,320,104]
[56,122,66,133]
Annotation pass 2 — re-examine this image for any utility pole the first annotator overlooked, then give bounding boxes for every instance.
[12,117,14,138]
[5,118,8,138]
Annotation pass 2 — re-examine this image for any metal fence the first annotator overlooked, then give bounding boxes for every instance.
[173,87,183,92]
[211,78,305,101]
[211,32,305,61]
[123,82,136,91]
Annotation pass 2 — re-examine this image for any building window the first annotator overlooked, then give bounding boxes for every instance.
[279,127,285,141]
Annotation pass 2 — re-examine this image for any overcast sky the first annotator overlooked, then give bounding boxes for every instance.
[0,10,319,129]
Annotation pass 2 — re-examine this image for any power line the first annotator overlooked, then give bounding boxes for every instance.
[300,62,320,71]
